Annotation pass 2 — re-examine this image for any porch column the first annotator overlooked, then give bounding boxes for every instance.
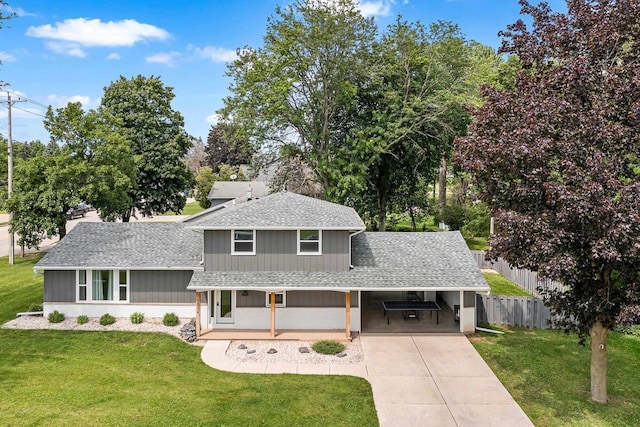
[459,290,464,333]
[195,291,201,338]
[345,291,351,339]
[270,292,276,337]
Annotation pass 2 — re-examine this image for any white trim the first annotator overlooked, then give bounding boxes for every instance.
[187,225,366,231]
[231,229,256,255]
[297,229,322,255]
[265,291,286,307]
[213,290,236,324]
[36,266,203,272]
[188,285,490,292]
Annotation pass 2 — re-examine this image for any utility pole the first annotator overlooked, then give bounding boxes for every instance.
[2,89,27,264]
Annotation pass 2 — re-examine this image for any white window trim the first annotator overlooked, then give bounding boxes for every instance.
[297,229,322,255]
[265,291,286,307]
[231,229,256,255]
[76,269,130,303]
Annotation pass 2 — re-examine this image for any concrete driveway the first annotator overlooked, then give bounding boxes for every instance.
[201,335,533,427]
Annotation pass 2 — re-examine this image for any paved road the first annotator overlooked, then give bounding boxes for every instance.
[0,210,189,258]
[201,335,534,427]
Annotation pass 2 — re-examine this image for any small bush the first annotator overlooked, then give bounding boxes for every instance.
[163,312,180,326]
[77,315,89,324]
[48,310,65,323]
[312,340,345,355]
[100,313,116,326]
[130,312,145,324]
[28,302,43,312]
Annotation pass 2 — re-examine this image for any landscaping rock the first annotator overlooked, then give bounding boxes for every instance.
[336,353,347,358]
[238,344,247,350]
[247,349,256,354]
[179,319,197,343]
[298,347,310,353]
[267,348,277,354]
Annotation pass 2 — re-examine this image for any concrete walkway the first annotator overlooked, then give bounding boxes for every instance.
[201,335,533,427]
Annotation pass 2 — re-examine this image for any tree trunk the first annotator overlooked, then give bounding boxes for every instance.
[377,189,387,232]
[121,208,131,223]
[59,223,67,239]
[438,155,447,212]
[590,321,608,403]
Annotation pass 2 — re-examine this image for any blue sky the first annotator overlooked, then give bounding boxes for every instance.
[0,0,567,144]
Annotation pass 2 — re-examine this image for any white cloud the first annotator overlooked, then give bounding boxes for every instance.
[358,0,395,17]
[146,51,181,67]
[106,52,121,60]
[45,41,86,58]
[205,113,220,125]
[47,94,91,108]
[190,45,237,63]
[0,51,16,62]
[26,18,170,56]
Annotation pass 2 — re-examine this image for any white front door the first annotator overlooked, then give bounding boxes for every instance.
[214,290,235,324]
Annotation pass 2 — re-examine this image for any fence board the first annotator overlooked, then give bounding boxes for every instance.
[476,294,558,329]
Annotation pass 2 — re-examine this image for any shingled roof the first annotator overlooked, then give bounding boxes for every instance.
[187,231,489,291]
[184,191,365,230]
[35,223,203,270]
[206,181,270,200]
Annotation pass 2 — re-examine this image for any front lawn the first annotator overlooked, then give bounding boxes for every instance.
[0,255,378,426]
[157,201,204,217]
[482,272,532,296]
[470,328,640,426]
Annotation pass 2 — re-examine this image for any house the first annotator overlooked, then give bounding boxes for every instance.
[35,191,489,337]
[206,181,270,207]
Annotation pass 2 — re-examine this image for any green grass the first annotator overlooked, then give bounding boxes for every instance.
[0,253,44,323]
[463,235,489,251]
[470,329,640,426]
[157,201,204,217]
[482,272,532,296]
[0,254,378,426]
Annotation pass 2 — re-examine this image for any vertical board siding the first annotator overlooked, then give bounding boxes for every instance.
[236,290,265,307]
[476,294,559,329]
[205,229,350,272]
[235,290,358,307]
[44,270,76,302]
[472,251,565,298]
[130,270,195,304]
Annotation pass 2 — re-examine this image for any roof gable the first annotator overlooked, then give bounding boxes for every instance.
[185,191,365,230]
[207,181,270,200]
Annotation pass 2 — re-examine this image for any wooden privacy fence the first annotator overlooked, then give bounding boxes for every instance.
[476,294,559,329]
[471,251,565,298]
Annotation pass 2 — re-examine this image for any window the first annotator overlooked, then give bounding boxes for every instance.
[232,230,255,255]
[265,291,286,307]
[76,269,129,303]
[298,229,321,255]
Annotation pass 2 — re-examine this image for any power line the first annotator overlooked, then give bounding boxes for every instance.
[10,104,46,118]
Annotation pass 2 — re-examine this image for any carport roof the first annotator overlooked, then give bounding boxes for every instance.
[187,231,489,292]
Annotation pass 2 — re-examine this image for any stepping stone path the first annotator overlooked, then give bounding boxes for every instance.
[299,347,310,353]
[238,344,247,349]
[247,349,256,354]
[337,353,347,358]
[267,348,277,354]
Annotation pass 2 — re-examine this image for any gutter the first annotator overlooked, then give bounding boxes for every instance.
[348,228,366,269]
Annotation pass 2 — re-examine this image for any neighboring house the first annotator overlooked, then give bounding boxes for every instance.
[35,191,489,337]
[206,181,270,207]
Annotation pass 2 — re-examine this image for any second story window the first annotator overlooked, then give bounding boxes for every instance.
[298,229,321,255]
[232,230,255,255]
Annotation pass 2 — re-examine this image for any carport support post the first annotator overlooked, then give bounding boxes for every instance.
[459,290,464,333]
[195,291,201,338]
[345,291,351,339]
[270,292,276,337]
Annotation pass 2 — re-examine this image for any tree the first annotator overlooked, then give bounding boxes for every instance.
[184,136,206,176]
[204,123,255,173]
[195,164,247,209]
[455,0,640,403]
[101,75,194,220]
[220,0,377,198]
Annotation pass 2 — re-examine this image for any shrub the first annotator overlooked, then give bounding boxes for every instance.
[163,312,180,326]
[48,310,65,323]
[616,304,640,326]
[100,313,116,326]
[77,315,89,325]
[28,302,43,312]
[312,340,345,355]
[130,312,145,324]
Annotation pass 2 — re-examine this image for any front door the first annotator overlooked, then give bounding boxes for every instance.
[214,290,234,324]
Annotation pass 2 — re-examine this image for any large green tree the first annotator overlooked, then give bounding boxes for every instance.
[220,0,377,197]
[456,0,640,403]
[204,123,255,173]
[101,75,194,220]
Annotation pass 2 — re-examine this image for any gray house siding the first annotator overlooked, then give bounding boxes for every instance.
[44,270,76,302]
[235,290,358,308]
[130,270,195,304]
[204,230,350,272]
